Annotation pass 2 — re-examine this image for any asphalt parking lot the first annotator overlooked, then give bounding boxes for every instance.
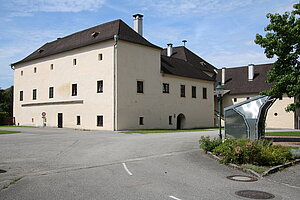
[0,127,299,200]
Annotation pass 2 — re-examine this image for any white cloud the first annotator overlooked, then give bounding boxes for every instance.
[3,0,106,18]
[134,0,253,16]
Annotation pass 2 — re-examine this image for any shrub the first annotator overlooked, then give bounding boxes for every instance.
[0,112,8,125]
[290,149,300,159]
[199,136,222,152]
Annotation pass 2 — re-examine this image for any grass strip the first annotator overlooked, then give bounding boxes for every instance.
[2,177,23,190]
[265,131,300,137]
[241,164,268,174]
[0,130,21,134]
[121,129,211,133]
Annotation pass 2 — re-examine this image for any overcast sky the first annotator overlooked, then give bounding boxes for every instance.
[0,0,298,89]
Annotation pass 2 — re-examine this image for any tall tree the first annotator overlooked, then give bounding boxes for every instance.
[0,86,13,116]
[255,3,300,112]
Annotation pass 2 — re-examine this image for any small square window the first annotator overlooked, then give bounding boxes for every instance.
[233,98,237,102]
[137,81,143,93]
[203,87,207,99]
[97,80,103,93]
[32,89,37,100]
[97,115,103,127]
[247,97,250,100]
[72,84,77,96]
[34,67,37,73]
[49,87,54,98]
[98,54,103,61]
[180,85,185,97]
[192,86,196,98]
[21,71,23,76]
[20,91,23,101]
[163,83,169,93]
[279,96,283,100]
[50,64,54,70]
[73,59,77,66]
[139,117,144,125]
[169,116,172,125]
[77,116,81,125]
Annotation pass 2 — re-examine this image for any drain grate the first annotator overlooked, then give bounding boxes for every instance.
[235,190,275,199]
[227,175,258,182]
[0,169,7,173]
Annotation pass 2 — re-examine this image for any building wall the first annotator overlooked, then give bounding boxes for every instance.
[220,94,295,129]
[116,41,214,130]
[13,41,115,130]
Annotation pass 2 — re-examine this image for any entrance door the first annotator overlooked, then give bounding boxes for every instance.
[58,113,63,128]
[176,113,185,129]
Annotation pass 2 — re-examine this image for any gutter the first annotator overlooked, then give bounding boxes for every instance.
[113,35,119,131]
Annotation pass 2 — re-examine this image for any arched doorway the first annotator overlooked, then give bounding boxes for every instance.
[177,113,186,129]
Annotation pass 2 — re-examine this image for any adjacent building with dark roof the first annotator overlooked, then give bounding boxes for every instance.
[215,64,299,129]
[12,15,216,130]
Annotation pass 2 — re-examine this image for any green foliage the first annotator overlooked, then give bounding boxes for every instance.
[241,164,268,174]
[207,138,292,166]
[255,3,300,112]
[0,86,13,117]
[199,136,222,152]
[290,149,300,159]
[0,112,9,125]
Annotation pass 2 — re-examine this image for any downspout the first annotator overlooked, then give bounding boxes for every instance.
[113,35,119,131]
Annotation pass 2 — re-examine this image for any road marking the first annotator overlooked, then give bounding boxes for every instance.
[122,163,133,176]
[169,195,182,200]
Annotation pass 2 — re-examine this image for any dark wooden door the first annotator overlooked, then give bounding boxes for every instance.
[58,113,63,128]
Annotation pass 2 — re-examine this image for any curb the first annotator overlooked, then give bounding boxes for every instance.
[205,151,300,177]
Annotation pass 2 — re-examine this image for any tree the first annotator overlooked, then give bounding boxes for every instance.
[255,3,300,112]
[0,86,13,116]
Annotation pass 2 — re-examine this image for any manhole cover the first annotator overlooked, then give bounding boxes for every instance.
[235,190,275,199]
[227,175,258,182]
[0,169,7,173]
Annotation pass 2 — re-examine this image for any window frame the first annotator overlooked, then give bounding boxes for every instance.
[162,83,169,93]
[72,84,77,96]
[169,116,172,125]
[73,58,77,66]
[49,87,54,98]
[180,85,185,97]
[32,89,37,100]
[97,80,103,93]
[20,91,23,101]
[137,80,144,93]
[192,86,196,98]
[202,87,207,99]
[97,115,103,127]
[77,116,81,125]
[98,53,103,61]
[139,117,144,125]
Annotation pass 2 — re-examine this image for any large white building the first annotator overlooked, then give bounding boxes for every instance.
[12,15,216,130]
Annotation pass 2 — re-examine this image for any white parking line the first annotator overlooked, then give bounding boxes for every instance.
[169,195,182,200]
[122,163,133,176]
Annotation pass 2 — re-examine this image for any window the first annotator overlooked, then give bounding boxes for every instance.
[21,71,23,76]
[72,84,77,96]
[139,117,144,125]
[279,96,283,100]
[163,83,169,93]
[203,87,207,99]
[97,80,103,93]
[73,59,77,66]
[97,115,103,127]
[247,97,250,100]
[32,89,37,100]
[49,87,54,98]
[50,64,54,70]
[98,54,103,61]
[20,91,23,101]
[233,98,237,102]
[77,116,81,125]
[180,85,185,97]
[137,81,143,93]
[192,86,196,98]
[34,67,37,73]
[169,116,172,125]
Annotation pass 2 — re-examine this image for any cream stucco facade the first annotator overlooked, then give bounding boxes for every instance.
[13,40,215,130]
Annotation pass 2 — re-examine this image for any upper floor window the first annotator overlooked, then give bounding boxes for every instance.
[180,85,185,97]
[49,87,54,98]
[247,97,250,100]
[20,91,23,101]
[73,59,77,66]
[32,89,37,100]
[192,86,196,98]
[34,67,37,73]
[202,87,207,99]
[72,84,77,96]
[97,115,103,127]
[21,71,23,76]
[98,54,103,61]
[163,83,169,93]
[97,80,103,93]
[137,81,143,93]
[233,98,237,102]
[50,64,54,70]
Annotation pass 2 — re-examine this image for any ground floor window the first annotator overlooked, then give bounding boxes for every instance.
[139,117,144,125]
[77,116,81,125]
[97,115,103,127]
[169,116,172,125]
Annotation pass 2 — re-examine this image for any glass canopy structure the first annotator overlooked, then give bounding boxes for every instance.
[224,95,276,140]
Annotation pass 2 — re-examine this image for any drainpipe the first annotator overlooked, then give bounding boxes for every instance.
[113,35,119,131]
